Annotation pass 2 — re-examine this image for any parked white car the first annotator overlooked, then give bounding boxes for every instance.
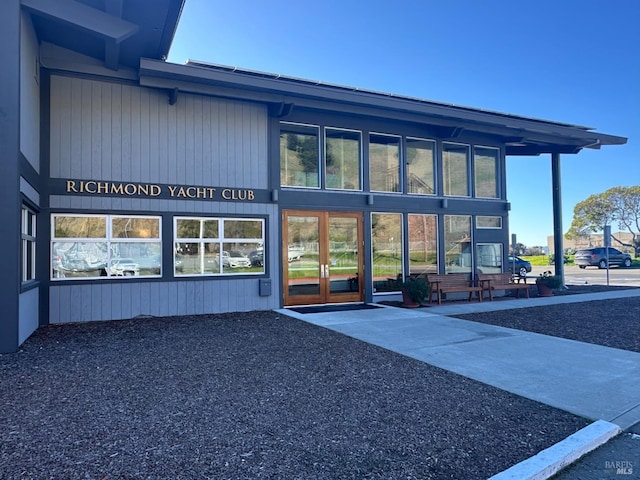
[222,251,251,268]
[109,258,140,276]
[288,246,305,262]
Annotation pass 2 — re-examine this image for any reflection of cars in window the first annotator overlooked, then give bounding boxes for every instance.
[287,245,304,262]
[248,250,264,267]
[205,257,220,272]
[134,255,161,274]
[222,251,251,268]
[109,258,140,276]
[62,257,90,272]
[174,254,184,272]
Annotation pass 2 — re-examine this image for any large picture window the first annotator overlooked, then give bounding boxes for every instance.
[444,215,472,274]
[51,214,161,279]
[174,217,265,276]
[406,137,435,195]
[369,133,400,193]
[371,213,402,293]
[325,128,361,190]
[408,214,438,276]
[474,146,499,198]
[22,206,36,283]
[443,143,470,197]
[280,123,320,188]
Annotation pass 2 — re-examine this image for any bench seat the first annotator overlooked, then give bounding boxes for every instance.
[426,273,483,304]
[478,272,530,301]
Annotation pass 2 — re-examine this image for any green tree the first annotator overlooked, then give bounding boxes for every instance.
[567,186,640,257]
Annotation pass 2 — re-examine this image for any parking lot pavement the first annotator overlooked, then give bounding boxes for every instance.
[531,264,640,288]
[552,431,640,480]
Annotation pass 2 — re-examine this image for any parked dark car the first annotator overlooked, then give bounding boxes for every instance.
[574,247,632,269]
[507,255,532,277]
[248,250,264,267]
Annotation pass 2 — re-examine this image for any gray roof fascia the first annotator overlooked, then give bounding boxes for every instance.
[156,0,186,60]
[139,58,627,151]
[21,0,139,43]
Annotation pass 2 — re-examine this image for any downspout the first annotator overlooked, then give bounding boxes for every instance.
[551,152,565,286]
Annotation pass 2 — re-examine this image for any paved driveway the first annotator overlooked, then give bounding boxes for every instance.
[531,265,640,288]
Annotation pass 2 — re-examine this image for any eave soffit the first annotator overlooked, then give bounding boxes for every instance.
[139,58,627,154]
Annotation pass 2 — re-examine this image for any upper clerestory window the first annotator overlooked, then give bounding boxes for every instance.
[280,123,320,189]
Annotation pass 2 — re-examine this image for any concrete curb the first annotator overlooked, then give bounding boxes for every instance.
[488,420,621,480]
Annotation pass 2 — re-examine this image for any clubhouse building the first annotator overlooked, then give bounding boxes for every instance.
[1,0,627,352]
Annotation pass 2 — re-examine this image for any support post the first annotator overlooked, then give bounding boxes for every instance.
[0,0,21,353]
[551,152,565,286]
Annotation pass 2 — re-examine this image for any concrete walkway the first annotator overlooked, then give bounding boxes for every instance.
[281,289,640,478]
[279,289,640,431]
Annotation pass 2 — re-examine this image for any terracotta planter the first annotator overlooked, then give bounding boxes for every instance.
[536,282,554,297]
[401,289,420,308]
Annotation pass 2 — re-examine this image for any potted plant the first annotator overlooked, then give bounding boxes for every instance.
[535,271,563,297]
[398,276,430,307]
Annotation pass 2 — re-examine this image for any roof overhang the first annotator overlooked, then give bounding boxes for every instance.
[138,59,627,156]
[22,0,185,70]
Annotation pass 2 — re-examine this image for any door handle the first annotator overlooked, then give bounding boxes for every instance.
[320,264,330,279]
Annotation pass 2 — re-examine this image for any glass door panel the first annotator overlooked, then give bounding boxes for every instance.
[285,214,321,303]
[328,216,360,296]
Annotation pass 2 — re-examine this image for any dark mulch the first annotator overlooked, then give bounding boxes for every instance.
[455,287,640,353]
[1,311,590,480]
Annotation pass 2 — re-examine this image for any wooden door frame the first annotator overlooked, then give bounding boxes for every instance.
[283,210,363,306]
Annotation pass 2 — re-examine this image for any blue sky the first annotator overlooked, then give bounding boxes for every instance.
[167,0,639,247]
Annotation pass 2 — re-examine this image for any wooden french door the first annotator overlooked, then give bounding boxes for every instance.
[283,210,363,306]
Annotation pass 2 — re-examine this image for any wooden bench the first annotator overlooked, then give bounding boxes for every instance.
[478,272,530,301]
[426,273,483,304]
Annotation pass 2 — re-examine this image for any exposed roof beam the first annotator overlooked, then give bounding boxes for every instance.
[505,144,584,156]
[21,0,138,43]
[104,39,120,70]
[103,0,123,69]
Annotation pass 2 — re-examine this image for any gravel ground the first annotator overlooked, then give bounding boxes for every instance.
[0,310,592,480]
[454,286,640,352]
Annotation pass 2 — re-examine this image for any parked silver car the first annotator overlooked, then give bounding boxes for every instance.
[574,247,632,269]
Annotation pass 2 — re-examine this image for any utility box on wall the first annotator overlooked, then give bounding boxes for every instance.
[259,279,272,296]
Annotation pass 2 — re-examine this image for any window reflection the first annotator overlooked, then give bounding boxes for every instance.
[477,243,502,274]
[51,215,161,279]
[444,215,472,275]
[371,213,402,292]
[369,133,400,192]
[325,128,361,190]
[474,146,499,198]
[174,217,265,276]
[22,206,37,282]
[443,143,470,197]
[406,138,435,195]
[280,124,320,188]
[408,214,438,276]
